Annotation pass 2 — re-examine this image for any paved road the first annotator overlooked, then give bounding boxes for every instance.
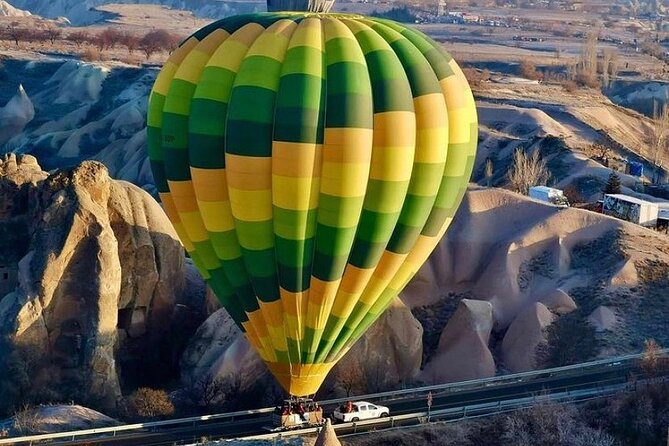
[27,360,638,446]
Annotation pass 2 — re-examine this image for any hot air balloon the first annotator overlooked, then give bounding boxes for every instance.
[147,8,477,397]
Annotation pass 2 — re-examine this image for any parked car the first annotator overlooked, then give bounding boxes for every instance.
[333,401,390,423]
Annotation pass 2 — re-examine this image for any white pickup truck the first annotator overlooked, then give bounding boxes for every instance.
[332,401,390,423]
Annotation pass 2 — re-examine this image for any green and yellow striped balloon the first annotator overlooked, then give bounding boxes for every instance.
[147,12,477,396]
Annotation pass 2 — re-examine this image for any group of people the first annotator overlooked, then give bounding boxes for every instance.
[279,400,322,421]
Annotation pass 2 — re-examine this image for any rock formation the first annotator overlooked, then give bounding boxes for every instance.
[314,419,341,446]
[501,302,555,373]
[0,156,205,410]
[420,299,495,383]
[539,289,577,315]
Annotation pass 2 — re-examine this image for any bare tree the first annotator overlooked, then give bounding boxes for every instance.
[485,158,494,186]
[5,23,29,47]
[66,30,90,48]
[333,361,366,397]
[507,149,551,195]
[99,27,123,49]
[42,26,62,45]
[649,99,669,184]
[121,32,140,54]
[139,29,175,60]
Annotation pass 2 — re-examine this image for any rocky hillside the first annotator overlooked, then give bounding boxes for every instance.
[7,0,261,24]
[0,155,206,413]
[404,187,669,378]
[0,1,31,17]
[0,58,157,195]
[182,186,669,397]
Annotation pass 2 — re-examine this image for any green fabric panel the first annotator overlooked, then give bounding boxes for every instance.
[188,131,226,169]
[386,223,423,253]
[275,236,314,269]
[396,194,438,227]
[364,50,414,113]
[209,230,243,260]
[242,247,276,277]
[363,179,410,214]
[149,160,168,192]
[408,162,447,196]
[317,194,366,228]
[273,107,323,144]
[147,92,166,133]
[323,92,374,128]
[189,99,228,136]
[163,148,191,181]
[162,112,190,151]
[233,56,283,90]
[193,67,237,102]
[274,207,318,240]
[324,37,362,65]
[312,249,349,282]
[234,219,275,250]
[192,240,220,268]
[163,79,197,116]
[348,238,388,269]
[281,45,324,76]
[313,224,357,256]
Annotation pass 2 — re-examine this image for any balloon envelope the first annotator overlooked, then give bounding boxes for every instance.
[147,12,477,396]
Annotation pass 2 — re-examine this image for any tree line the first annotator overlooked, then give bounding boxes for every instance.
[0,23,181,60]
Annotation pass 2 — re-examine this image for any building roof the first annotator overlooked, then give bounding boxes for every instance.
[605,194,658,206]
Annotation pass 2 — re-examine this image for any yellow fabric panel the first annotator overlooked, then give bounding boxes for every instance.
[415,128,449,164]
[445,108,475,144]
[371,111,415,147]
[226,155,272,188]
[197,201,235,232]
[414,94,448,135]
[272,141,322,177]
[305,278,340,331]
[259,300,284,327]
[371,250,407,282]
[179,211,210,243]
[339,265,374,294]
[152,37,199,95]
[280,289,308,317]
[228,188,272,221]
[246,20,296,59]
[167,180,200,212]
[440,75,468,110]
[330,290,360,318]
[323,128,374,162]
[369,145,415,182]
[266,361,336,396]
[272,175,320,211]
[308,278,340,306]
[267,324,289,353]
[284,313,303,342]
[190,167,229,201]
[320,162,370,197]
[340,17,370,34]
[206,24,264,71]
[247,309,270,339]
[174,30,229,86]
[289,17,322,48]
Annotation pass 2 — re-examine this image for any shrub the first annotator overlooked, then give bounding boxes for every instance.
[125,388,175,420]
